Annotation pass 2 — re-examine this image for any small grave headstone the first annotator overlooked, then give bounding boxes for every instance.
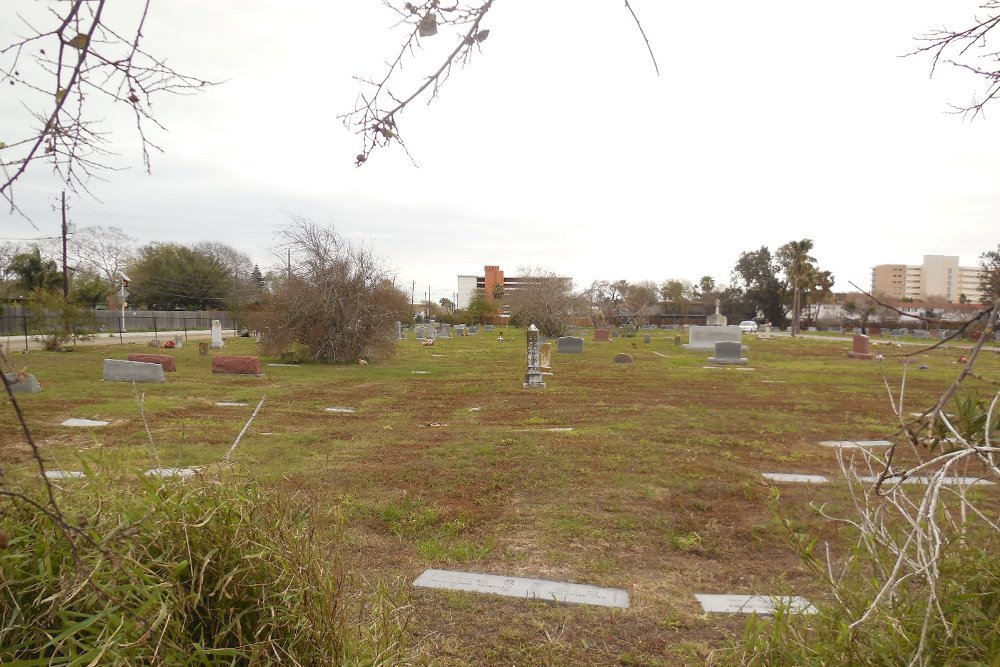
[468,326,478,334]
[147,339,160,347]
[173,335,184,349]
[707,341,747,365]
[594,328,611,342]
[43,470,86,480]
[847,334,874,360]
[145,467,198,479]
[556,336,583,354]
[539,342,552,371]
[4,372,42,393]
[394,321,402,340]
[103,359,166,383]
[413,569,629,608]
[484,324,494,332]
[127,354,176,372]
[643,334,651,344]
[211,356,262,375]
[210,320,224,349]
[613,353,633,364]
[198,341,209,356]
[674,335,681,346]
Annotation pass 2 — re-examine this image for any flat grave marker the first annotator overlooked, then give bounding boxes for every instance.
[215,402,248,407]
[857,475,994,486]
[325,406,357,413]
[145,467,198,479]
[413,569,630,609]
[819,440,892,449]
[762,473,829,484]
[695,594,817,615]
[61,418,109,427]
[43,470,87,480]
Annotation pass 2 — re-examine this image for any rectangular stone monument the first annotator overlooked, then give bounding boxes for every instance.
[210,319,224,349]
[4,372,42,393]
[684,325,742,349]
[868,326,881,336]
[705,298,727,326]
[173,335,184,349]
[556,336,583,354]
[847,334,874,360]
[707,341,747,365]
[484,324,494,332]
[468,326,478,334]
[438,324,450,338]
[643,334,651,344]
[211,355,262,375]
[127,354,177,371]
[394,321,402,340]
[594,328,611,342]
[103,359,166,383]
[413,569,629,608]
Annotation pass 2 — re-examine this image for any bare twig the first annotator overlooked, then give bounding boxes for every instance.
[223,396,265,464]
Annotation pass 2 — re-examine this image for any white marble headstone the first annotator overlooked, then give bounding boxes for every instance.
[43,470,87,480]
[413,569,629,608]
[210,319,224,349]
[695,594,816,615]
[215,402,248,407]
[145,467,198,479]
[324,406,356,413]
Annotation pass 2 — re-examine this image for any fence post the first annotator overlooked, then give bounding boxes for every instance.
[184,322,188,342]
[153,316,158,340]
[22,315,28,352]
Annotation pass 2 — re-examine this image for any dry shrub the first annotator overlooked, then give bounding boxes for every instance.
[253,218,409,363]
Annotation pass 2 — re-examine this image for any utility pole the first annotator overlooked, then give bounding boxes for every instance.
[411,280,415,316]
[61,191,69,299]
[287,248,291,281]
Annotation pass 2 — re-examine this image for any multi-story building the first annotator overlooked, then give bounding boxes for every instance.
[871,255,984,303]
[456,265,571,309]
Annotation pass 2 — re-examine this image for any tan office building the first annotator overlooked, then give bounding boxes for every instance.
[871,255,984,302]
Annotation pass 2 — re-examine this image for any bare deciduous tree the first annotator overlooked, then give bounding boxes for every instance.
[0,0,214,213]
[68,224,134,287]
[505,266,575,337]
[341,1,658,166]
[253,218,409,363]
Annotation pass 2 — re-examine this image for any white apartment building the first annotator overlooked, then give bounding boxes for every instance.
[871,255,984,303]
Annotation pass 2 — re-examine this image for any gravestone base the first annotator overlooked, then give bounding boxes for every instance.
[847,351,874,360]
[707,356,748,365]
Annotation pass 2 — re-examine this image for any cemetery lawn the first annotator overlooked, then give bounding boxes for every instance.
[3,332,999,665]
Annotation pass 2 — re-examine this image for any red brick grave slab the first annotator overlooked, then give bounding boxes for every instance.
[212,355,262,375]
[127,354,177,371]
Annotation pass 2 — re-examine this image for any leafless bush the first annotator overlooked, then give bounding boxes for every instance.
[253,218,409,364]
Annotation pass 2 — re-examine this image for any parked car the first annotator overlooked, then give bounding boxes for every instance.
[738,320,758,333]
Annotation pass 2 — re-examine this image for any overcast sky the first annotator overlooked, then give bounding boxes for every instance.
[3,1,998,304]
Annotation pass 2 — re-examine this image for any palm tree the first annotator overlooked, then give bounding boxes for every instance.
[6,247,62,293]
[777,239,817,337]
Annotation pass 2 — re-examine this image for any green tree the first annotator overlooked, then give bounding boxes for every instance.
[6,247,62,293]
[127,243,231,310]
[465,289,493,324]
[980,244,1000,304]
[697,275,716,299]
[732,246,786,327]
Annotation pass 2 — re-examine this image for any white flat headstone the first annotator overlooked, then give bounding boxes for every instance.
[546,427,573,432]
[760,380,786,383]
[651,351,668,358]
[412,370,430,374]
[61,418,109,427]
[215,402,248,407]
[762,473,829,484]
[413,569,629,608]
[857,475,994,486]
[43,470,86,480]
[468,407,482,412]
[695,594,816,615]
[266,363,299,367]
[819,440,892,449]
[145,467,198,479]
[324,406,356,413]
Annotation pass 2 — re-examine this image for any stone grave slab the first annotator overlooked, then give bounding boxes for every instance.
[468,407,482,412]
[411,370,430,374]
[325,406,357,413]
[857,475,994,486]
[594,328,611,342]
[684,325,742,350]
[819,440,892,449]
[614,353,633,364]
[556,336,584,354]
[413,569,629,608]
[651,351,668,358]
[762,473,829,484]
[43,470,87,480]
[103,359,166,383]
[267,363,299,367]
[215,402,248,407]
[695,594,816,615]
[126,353,177,371]
[61,418,109,427]
[211,356,261,375]
[5,372,43,393]
[145,467,198,479]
